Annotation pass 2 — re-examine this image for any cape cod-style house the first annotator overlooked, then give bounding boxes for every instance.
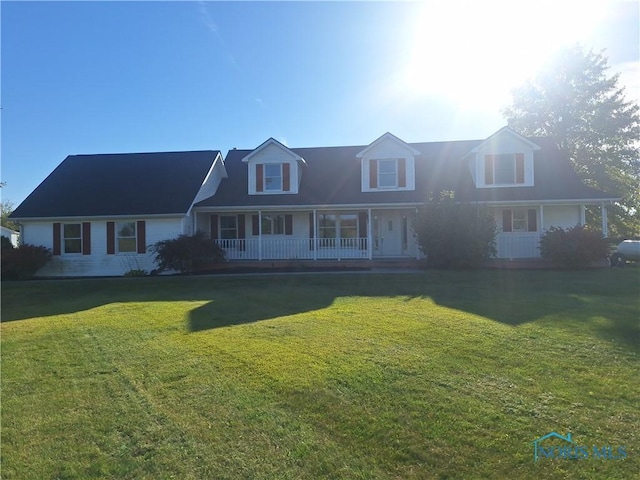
[10,127,617,276]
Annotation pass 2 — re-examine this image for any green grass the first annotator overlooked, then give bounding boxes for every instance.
[2,269,639,479]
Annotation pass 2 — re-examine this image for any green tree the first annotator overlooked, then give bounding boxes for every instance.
[1,200,19,231]
[503,45,640,237]
[414,194,496,269]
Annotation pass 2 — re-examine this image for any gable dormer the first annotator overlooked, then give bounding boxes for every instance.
[357,133,420,192]
[242,138,306,195]
[468,127,541,188]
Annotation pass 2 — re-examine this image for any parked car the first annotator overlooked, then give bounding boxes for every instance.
[610,240,640,267]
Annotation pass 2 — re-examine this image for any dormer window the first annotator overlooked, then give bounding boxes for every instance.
[484,154,525,185]
[256,163,291,193]
[265,164,282,191]
[369,158,406,189]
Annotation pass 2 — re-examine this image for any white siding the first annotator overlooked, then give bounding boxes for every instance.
[360,137,417,192]
[543,205,582,230]
[474,130,537,188]
[22,218,188,277]
[247,143,301,195]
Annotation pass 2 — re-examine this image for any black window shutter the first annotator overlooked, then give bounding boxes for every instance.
[237,214,245,251]
[285,215,293,235]
[527,209,537,232]
[53,223,61,255]
[136,221,146,254]
[210,215,219,240]
[106,222,115,254]
[82,222,91,255]
[502,210,512,232]
[358,212,367,250]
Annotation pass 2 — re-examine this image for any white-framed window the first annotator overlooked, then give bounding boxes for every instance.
[117,222,137,252]
[485,154,525,185]
[317,213,362,248]
[63,223,82,254]
[220,215,238,239]
[264,164,283,191]
[502,209,537,233]
[262,214,285,235]
[318,214,337,241]
[378,159,397,188]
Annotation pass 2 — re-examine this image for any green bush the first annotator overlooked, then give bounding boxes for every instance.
[539,225,609,268]
[1,235,14,251]
[414,198,496,268]
[123,269,147,277]
[2,244,52,280]
[151,231,226,274]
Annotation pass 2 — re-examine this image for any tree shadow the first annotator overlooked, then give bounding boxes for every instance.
[2,270,638,349]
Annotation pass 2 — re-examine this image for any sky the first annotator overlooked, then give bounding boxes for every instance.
[2,0,639,206]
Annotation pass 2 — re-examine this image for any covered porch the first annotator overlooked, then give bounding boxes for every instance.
[193,207,421,261]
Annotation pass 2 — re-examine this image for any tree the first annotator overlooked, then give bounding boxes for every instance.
[413,194,496,269]
[1,200,19,231]
[151,231,226,274]
[503,45,640,237]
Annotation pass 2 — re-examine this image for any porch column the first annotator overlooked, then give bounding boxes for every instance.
[258,210,262,261]
[580,205,586,226]
[601,203,608,237]
[415,207,420,260]
[313,209,317,261]
[539,205,544,232]
[367,208,373,260]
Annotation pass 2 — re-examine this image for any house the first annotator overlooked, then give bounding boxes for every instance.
[10,127,617,276]
[1,226,20,248]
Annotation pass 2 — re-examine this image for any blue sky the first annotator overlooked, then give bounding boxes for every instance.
[2,1,638,206]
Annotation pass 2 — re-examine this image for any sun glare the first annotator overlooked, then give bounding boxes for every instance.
[400,0,608,110]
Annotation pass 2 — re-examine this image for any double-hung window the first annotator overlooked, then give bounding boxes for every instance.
[264,164,283,191]
[261,214,285,235]
[63,224,82,253]
[485,154,525,185]
[378,159,397,188]
[502,209,537,233]
[220,215,238,239]
[117,222,137,252]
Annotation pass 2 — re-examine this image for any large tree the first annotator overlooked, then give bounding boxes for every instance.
[1,200,19,231]
[503,45,640,237]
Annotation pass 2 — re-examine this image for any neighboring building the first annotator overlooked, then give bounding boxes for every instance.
[1,226,20,248]
[10,127,617,276]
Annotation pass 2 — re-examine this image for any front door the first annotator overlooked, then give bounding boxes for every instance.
[373,212,403,256]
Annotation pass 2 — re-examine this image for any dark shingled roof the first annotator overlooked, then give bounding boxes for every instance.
[11,151,219,218]
[195,137,614,208]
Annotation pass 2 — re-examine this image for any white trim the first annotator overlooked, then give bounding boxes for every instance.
[193,203,425,212]
[12,213,187,221]
[356,132,420,158]
[468,126,542,154]
[242,137,306,165]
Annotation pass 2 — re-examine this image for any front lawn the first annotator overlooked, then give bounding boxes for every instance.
[1,269,638,479]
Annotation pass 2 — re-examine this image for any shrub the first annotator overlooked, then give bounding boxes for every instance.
[151,231,226,274]
[123,269,147,277]
[1,235,14,251]
[414,198,497,268]
[1,244,52,280]
[539,225,609,268]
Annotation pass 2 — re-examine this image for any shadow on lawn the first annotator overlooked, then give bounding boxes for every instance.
[2,270,638,348]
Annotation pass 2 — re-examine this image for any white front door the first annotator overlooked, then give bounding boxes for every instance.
[373,212,403,256]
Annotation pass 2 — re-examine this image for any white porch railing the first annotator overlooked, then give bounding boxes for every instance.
[496,233,541,258]
[215,238,369,260]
